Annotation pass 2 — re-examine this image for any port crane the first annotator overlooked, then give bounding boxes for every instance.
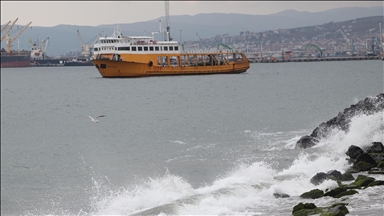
[77,30,104,59]
[305,43,324,57]
[338,29,356,56]
[87,30,104,59]
[5,21,32,52]
[77,29,86,56]
[1,20,12,33]
[196,32,207,49]
[41,37,49,57]
[1,18,19,42]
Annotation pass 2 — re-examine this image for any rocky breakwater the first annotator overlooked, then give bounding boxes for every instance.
[291,142,384,216]
[289,93,384,216]
[295,93,384,149]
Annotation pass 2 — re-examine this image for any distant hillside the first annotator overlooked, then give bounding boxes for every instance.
[1,6,382,56]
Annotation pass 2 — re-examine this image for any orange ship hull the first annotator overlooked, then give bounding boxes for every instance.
[91,53,250,78]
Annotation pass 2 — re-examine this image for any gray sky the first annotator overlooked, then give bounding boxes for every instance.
[1,1,382,27]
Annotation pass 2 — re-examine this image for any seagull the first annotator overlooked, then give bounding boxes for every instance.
[89,115,106,123]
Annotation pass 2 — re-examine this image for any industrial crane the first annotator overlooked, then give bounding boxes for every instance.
[41,37,49,57]
[77,30,104,58]
[1,18,18,42]
[196,33,206,49]
[87,30,104,59]
[1,20,12,33]
[6,21,32,52]
[77,29,86,56]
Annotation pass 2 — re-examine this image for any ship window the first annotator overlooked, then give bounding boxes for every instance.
[155,46,159,51]
[175,46,179,51]
[149,46,154,51]
[118,47,130,51]
[144,46,148,51]
[94,48,98,51]
[164,46,168,51]
[132,47,137,51]
[169,46,174,51]
[138,47,143,51]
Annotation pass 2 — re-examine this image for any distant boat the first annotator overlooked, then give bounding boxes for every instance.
[64,58,93,66]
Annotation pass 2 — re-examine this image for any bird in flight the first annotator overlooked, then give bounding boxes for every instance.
[89,115,106,123]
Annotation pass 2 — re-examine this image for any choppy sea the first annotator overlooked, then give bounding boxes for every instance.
[1,60,383,215]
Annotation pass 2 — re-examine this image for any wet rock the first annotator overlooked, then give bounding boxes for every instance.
[346,145,364,159]
[369,153,384,162]
[367,180,384,187]
[340,172,354,181]
[334,189,358,198]
[323,203,349,216]
[378,161,384,169]
[327,170,343,181]
[300,189,324,199]
[295,94,384,149]
[351,175,375,187]
[295,135,317,149]
[355,153,377,167]
[366,142,384,153]
[310,172,329,185]
[324,187,347,198]
[292,203,321,216]
[354,161,374,172]
[273,192,290,198]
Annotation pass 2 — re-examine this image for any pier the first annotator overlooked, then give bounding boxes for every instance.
[249,55,382,63]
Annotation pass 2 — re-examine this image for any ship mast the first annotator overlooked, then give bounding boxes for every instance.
[165,0,171,41]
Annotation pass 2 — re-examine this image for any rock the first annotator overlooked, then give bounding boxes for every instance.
[354,161,375,172]
[334,189,358,198]
[292,203,320,216]
[378,161,384,169]
[367,180,384,187]
[327,170,343,181]
[273,192,290,198]
[369,153,384,162]
[295,94,384,149]
[295,135,317,149]
[366,142,384,153]
[310,172,329,185]
[324,187,347,198]
[340,172,354,181]
[346,145,364,159]
[368,171,384,174]
[300,189,324,199]
[322,203,349,216]
[355,153,377,167]
[351,175,375,187]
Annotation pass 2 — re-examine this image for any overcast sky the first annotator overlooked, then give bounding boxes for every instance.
[1,1,382,27]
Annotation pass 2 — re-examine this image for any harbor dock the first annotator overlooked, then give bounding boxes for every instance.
[249,55,382,63]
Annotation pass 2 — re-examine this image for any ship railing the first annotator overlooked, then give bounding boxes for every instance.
[181,49,237,54]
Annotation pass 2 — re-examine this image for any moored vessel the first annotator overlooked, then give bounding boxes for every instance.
[91,1,250,78]
[1,18,32,68]
[64,58,93,66]
[1,49,31,68]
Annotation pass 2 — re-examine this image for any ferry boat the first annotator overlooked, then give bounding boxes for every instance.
[91,27,250,78]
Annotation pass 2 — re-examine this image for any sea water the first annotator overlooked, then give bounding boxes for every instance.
[1,60,383,215]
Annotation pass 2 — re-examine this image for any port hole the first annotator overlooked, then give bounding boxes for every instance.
[100,64,106,69]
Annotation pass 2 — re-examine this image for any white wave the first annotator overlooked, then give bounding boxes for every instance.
[90,111,383,215]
